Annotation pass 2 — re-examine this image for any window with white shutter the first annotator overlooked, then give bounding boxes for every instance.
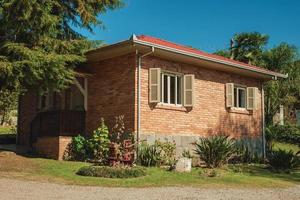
[183,74,194,107]
[149,68,161,103]
[247,87,256,110]
[226,83,234,108]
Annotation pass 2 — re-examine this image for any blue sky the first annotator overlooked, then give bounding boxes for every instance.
[78,0,300,53]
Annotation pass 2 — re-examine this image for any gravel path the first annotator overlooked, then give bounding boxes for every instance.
[0,178,299,200]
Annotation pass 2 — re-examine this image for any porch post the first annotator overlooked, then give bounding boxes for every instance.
[74,77,88,111]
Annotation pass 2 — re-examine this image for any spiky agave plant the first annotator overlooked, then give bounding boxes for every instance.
[194,135,235,168]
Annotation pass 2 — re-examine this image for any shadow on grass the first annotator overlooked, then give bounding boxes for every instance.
[227,164,300,184]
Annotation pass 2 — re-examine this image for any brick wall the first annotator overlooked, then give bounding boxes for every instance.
[17,91,38,146]
[138,56,263,140]
[33,136,72,160]
[86,53,137,135]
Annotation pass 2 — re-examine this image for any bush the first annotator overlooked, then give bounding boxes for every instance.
[194,135,235,168]
[64,118,111,162]
[267,149,300,173]
[89,118,110,163]
[77,165,146,178]
[232,142,262,164]
[182,149,193,159]
[138,140,176,167]
[65,135,89,161]
[266,123,300,146]
[138,141,162,167]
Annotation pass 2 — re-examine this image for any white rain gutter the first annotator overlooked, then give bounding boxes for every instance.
[136,46,154,149]
[132,37,288,79]
[261,84,266,159]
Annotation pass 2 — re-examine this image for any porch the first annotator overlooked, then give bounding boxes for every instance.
[30,76,88,145]
[30,110,85,143]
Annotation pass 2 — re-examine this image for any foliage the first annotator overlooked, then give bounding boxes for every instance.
[65,135,88,161]
[182,149,193,159]
[108,115,135,166]
[232,142,262,164]
[77,165,146,178]
[64,119,111,162]
[0,89,18,125]
[267,149,300,173]
[273,142,300,154]
[214,32,300,125]
[193,135,236,168]
[156,140,176,166]
[138,141,162,167]
[0,0,123,92]
[262,44,300,125]
[2,153,300,187]
[138,140,176,167]
[266,123,300,146]
[90,118,110,163]
[199,168,218,177]
[229,32,269,65]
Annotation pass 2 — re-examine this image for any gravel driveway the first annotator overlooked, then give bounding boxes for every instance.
[0,178,299,200]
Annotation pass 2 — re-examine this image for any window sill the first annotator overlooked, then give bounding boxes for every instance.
[155,103,187,112]
[228,107,253,115]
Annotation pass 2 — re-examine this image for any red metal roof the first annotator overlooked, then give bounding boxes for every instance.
[136,35,279,75]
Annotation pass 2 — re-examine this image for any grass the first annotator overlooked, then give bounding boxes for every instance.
[0,153,299,188]
[273,142,300,153]
[0,126,14,134]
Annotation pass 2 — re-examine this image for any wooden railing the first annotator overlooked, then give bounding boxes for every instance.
[30,110,85,143]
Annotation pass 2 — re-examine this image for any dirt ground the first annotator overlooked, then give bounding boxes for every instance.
[0,177,299,200]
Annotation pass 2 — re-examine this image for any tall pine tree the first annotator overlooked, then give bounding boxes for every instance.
[0,0,122,92]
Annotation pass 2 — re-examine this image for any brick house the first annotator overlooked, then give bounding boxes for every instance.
[17,35,286,159]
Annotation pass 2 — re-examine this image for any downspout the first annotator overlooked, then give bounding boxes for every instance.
[137,47,154,153]
[261,83,266,159]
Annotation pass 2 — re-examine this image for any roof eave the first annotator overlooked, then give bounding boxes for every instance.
[132,36,287,80]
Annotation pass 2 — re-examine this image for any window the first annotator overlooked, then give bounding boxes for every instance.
[149,68,194,107]
[161,73,182,105]
[234,87,246,108]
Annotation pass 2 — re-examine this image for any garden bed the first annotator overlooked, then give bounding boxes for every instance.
[77,165,146,178]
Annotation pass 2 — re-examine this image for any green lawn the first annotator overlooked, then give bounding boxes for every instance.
[273,142,300,153]
[0,126,13,134]
[1,153,299,188]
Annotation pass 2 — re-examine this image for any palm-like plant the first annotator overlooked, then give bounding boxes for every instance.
[194,135,235,168]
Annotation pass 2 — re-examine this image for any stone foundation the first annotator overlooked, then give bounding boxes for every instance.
[140,133,263,156]
[33,136,72,160]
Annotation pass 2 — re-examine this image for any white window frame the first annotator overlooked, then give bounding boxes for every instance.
[234,86,246,109]
[161,72,182,106]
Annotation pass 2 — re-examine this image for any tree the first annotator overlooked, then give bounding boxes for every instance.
[0,0,123,92]
[214,33,300,125]
[262,44,300,124]
[229,32,269,65]
[0,89,18,125]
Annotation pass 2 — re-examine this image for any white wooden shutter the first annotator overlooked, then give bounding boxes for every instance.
[183,74,194,107]
[247,87,256,110]
[226,83,234,108]
[149,68,161,103]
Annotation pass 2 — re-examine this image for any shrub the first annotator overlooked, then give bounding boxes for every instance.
[65,135,89,161]
[108,115,135,166]
[77,165,146,178]
[232,142,262,164]
[194,135,235,168]
[156,140,176,165]
[182,149,193,159]
[138,140,176,167]
[266,123,300,145]
[267,149,300,173]
[138,141,162,167]
[199,168,218,177]
[64,118,111,162]
[90,118,111,163]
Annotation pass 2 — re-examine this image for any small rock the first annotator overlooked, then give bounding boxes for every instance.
[175,158,192,172]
